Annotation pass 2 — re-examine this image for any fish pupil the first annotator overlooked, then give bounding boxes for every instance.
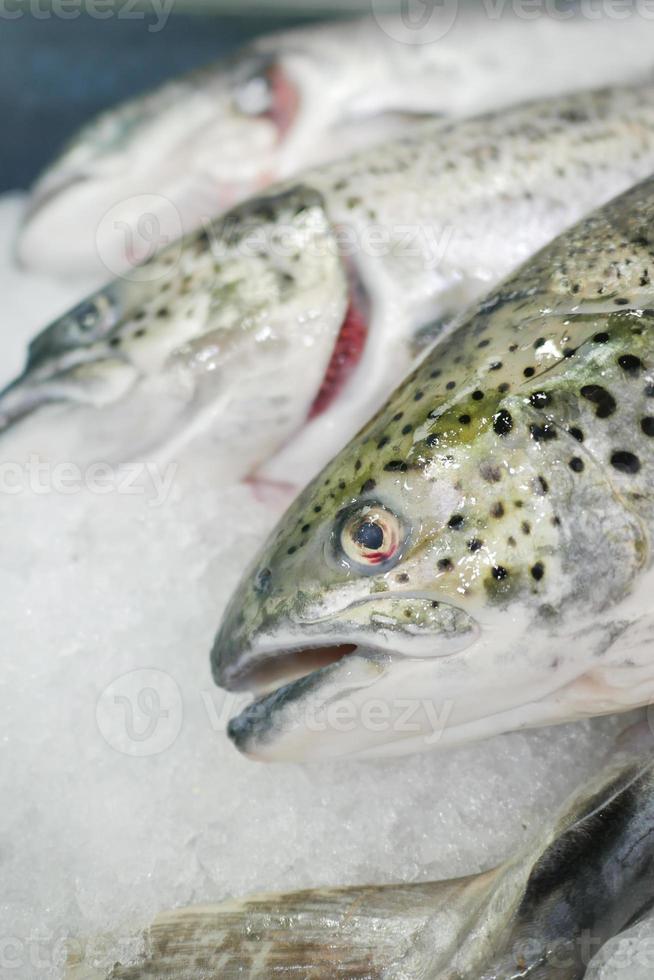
[354,521,384,551]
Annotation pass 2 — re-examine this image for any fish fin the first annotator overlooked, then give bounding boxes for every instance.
[63,879,484,979]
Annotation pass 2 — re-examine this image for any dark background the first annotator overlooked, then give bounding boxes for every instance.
[0,12,317,192]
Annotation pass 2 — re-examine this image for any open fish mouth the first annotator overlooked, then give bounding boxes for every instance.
[222,642,397,761]
[212,599,482,762]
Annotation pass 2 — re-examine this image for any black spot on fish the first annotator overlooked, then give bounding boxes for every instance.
[530,424,557,442]
[531,562,545,581]
[385,460,408,472]
[448,514,464,529]
[472,390,484,401]
[492,565,508,580]
[569,427,584,442]
[569,457,584,472]
[610,451,641,474]
[641,417,654,436]
[402,424,413,435]
[468,538,483,552]
[618,354,642,374]
[530,391,550,409]
[377,436,390,449]
[593,332,610,344]
[480,462,502,483]
[493,410,513,436]
[459,414,471,424]
[361,479,376,493]
[438,558,454,572]
[580,385,616,418]
[524,367,535,378]
[491,502,505,518]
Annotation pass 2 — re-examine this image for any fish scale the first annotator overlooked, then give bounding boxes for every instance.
[212,175,654,765]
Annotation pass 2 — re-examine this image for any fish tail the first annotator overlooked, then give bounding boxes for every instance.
[63,878,482,979]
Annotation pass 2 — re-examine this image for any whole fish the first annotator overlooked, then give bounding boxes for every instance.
[213,175,654,763]
[6,86,654,485]
[17,10,654,279]
[64,760,654,979]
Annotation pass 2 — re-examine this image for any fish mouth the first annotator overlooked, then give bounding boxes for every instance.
[222,641,393,760]
[213,598,481,762]
[223,642,359,696]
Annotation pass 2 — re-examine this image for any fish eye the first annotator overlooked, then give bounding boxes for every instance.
[337,503,405,573]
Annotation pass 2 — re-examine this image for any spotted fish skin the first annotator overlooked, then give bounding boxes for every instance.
[18,9,654,279]
[0,187,349,469]
[63,761,654,978]
[8,86,654,480]
[213,176,654,763]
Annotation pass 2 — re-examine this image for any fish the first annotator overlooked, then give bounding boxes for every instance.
[212,174,654,764]
[6,85,654,483]
[63,759,654,979]
[16,9,654,280]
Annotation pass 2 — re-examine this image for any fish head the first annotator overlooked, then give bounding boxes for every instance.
[1,185,351,471]
[213,290,648,761]
[16,48,303,278]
